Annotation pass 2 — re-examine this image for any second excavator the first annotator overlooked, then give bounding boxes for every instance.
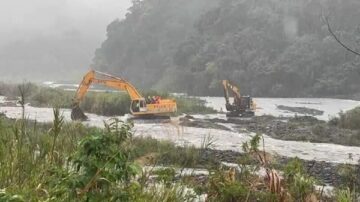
[222,80,256,117]
[71,70,177,120]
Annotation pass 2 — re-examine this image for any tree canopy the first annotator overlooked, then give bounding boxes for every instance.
[93,0,360,97]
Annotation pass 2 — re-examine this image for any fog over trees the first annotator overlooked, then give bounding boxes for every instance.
[1,0,360,98]
[0,0,131,81]
[93,0,360,97]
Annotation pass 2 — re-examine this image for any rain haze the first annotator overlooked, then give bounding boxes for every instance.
[0,0,131,81]
[1,1,360,200]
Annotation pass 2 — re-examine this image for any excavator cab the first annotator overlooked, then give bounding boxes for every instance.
[131,99,147,113]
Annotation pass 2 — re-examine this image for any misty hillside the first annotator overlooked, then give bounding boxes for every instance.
[93,0,360,97]
[0,32,94,82]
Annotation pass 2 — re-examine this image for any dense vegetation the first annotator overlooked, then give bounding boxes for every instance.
[0,110,359,201]
[0,111,199,201]
[330,107,360,130]
[93,0,360,98]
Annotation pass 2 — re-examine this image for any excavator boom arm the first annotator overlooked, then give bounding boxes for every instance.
[91,79,142,100]
[71,70,177,121]
[222,80,241,104]
[73,70,143,104]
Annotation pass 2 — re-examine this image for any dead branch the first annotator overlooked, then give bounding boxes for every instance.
[324,16,360,56]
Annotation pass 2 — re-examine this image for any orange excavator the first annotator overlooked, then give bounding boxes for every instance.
[222,80,256,117]
[71,70,177,120]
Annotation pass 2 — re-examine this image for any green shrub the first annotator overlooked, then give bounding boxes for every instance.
[288,173,316,200]
[311,124,326,137]
[335,188,355,202]
[284,158,317,201]
[0,114,200,201]
[284,158,305,184]
[206,170,278,202]
[80,92,131,116]
[135,183,197,202]
[174,96,216,115]
[29,87,73,108]
[0,189,24,202]
[153,168,176,185]
[45,119,140,201]
[337,162,360,192]
[160,145,200,168]
[130,136,205,168]
[332,107,360,130]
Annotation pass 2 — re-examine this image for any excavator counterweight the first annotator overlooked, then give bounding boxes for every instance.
[71,70,177,121]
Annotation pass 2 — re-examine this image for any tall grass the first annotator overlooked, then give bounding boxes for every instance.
[1,82,216,116]
[175,96,216,115]
[331,107,360,130]
[30,87,73,108]
[80,92,131,116]
[0,112,92,199]
[131,136,206,168]
[0,112,204,201]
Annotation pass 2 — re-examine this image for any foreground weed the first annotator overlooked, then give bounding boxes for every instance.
[49,107,64,164]
[335,187,356,202]
[201,134,216,151]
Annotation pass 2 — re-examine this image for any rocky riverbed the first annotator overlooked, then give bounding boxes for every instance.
[1,95,360,187]
[170,148,351,187]
[196,115,360,146]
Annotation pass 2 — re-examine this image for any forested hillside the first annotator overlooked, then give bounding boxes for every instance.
[93,0,360,97]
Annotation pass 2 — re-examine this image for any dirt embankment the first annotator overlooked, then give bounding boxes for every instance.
[179,115,231,131]
[226,115,358,146]
[277,105,324,116]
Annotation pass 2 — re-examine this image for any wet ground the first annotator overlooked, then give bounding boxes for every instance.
[200,97,360,121]
[1,95,360,165]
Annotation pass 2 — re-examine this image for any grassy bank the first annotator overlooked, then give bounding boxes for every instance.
[330,107,360,130]
[0,112,358,201]
[0,82,216,116]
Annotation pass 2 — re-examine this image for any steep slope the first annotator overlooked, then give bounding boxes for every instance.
[93,0,360,97]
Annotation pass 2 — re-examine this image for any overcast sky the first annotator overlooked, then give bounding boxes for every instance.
[0,0,132,45]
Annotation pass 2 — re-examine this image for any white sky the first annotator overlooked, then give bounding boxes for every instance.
[0,0,132,44]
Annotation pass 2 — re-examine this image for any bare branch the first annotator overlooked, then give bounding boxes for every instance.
[18,81,31,120]
[324,16,360,56]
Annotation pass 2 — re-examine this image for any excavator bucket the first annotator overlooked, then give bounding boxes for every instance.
[71,104,88,121]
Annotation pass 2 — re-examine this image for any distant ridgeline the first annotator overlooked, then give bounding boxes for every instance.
[92,0,360,97]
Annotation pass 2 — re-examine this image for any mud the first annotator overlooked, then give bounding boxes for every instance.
[194,148,347,186]
[142,148,347,187]
[277,105,324,116]
[192,115,360,147]
[179,115,231,131]
[174,115,360,186]
[182,112,360,146]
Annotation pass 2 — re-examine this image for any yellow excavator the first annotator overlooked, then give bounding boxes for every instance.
[222,80,256,117]
[71,70,177,120]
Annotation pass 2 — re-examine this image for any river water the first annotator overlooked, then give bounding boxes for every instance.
[1,95,360,165]
[200,97,360,121]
